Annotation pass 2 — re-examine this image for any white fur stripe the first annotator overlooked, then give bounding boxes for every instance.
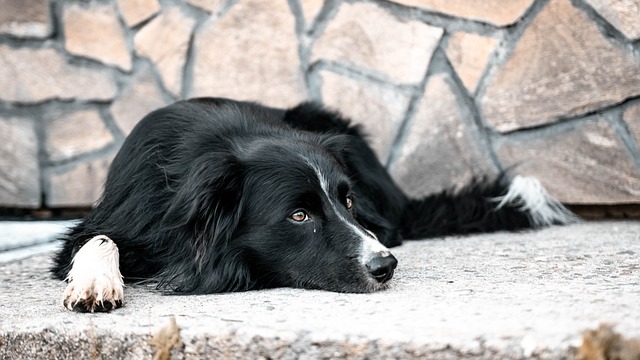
[305,159,389,265]
[493,175,577,227]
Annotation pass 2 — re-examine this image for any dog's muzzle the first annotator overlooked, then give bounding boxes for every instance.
[366,252,397,283]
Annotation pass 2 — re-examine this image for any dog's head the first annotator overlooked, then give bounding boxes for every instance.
[161,134,397,293]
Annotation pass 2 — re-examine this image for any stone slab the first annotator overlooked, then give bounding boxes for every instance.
[134,7,196,97]
[391,73,497,198]
[0,221,639,358]
[116,0,161,27]
[319,70,412,162]
[0,116,40,208]
[64,3,132,72]
[445,32,498,94]
[387,0,535,27]
[312,2,443,85]
[496,119,640,204]
[0,0,51,38]
[480,0,640,132]
[584,0,640,40]
[0,45,118,104]
[44,109,114,162]
[189,0,306,108]
[624,103,640,150]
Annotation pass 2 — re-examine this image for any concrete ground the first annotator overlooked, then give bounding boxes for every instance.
[0,220,638,359]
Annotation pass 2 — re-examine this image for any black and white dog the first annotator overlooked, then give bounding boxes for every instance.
[51,98,575,312]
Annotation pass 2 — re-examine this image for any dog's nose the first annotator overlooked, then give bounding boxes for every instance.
[366,253,398,283]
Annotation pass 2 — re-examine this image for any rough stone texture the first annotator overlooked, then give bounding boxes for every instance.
[116,0,161,27]
[111,64,169,135]
[496,120,640,204]
[312,2,443,85]
[2,221,640,358]
[445,32,498,94]
[319,70,412,162]
[64,3,132,72]
[46,154,115,207]
[624,103,640,147]
[387,0,535,27]
[44,110,114,162]
[300,0,324,25]
[0,45,118,104]
[0,116,40,208]
[584,0,640,40]
[186,0,225,13]
[480,0,640,133]
[391,73,496,198]
[135,7,196,97]
[0,0,51,38]
[190,0,306,108]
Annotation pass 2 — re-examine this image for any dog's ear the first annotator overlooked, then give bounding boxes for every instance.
[162,152,244,246]
[320,134,352,168]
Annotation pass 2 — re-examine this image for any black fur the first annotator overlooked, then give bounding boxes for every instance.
[51,98,566,294]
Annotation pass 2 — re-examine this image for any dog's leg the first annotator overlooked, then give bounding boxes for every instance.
[62,235,124,312]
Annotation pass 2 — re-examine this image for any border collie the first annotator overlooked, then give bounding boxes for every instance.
[51,98,576,312]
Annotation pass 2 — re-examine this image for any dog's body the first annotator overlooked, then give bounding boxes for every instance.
[52,98,575,312]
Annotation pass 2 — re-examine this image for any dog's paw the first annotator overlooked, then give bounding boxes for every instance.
[62,235,124,312]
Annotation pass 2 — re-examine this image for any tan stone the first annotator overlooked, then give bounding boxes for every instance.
[388,0,534,26]
[0,45,118,104]
[300,0,324,25]
[111,64,169,135]
[47,153,115,207]
[624,103,640,146]
[496,120,640,204]
[0,116,40,208]
[44,110,114,162]
[391,73,497,198]
[186,0,225,13]
[319,70,412,162]
[190,0,306,108]
[480,0,640,132]
[116,0,161,27]
[445,32,498,94]
[64,3,132,71]
[0,0,51,38]
[312,2,443,85]
[135,7,196,97]
[584,0,640,40]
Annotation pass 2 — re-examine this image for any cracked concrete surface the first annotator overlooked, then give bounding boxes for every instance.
[0,221,638,359]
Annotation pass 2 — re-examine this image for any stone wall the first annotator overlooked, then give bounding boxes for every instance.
[0,0,639,210]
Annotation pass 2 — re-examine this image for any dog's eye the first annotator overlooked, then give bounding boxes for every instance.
[346,196,353,210]
[290,210,309,222]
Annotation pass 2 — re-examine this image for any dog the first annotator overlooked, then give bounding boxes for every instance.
[51,98,576,312]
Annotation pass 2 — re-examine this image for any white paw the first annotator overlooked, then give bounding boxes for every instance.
[62,235,124,312]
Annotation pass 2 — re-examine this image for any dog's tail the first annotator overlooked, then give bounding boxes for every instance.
[399,174,578,240]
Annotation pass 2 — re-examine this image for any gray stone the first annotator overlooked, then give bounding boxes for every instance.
[64,3,132,72]
[312,2,443,85]
[1,221,640,358]
[0,116,40,208]
[391,73,497,198]
[319,70,412,162]
[116,0,161,27]
[0,0,51,38]
[387,0,535,26]
[189,0,306,108]
[496,119,640,204]
[584,0,640,40]
[46,153,115,207]
[44,109,114,162]
[480,0,640,132]
[111,64,169,135]
[0,45,118,104]
[134,7,196,97]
